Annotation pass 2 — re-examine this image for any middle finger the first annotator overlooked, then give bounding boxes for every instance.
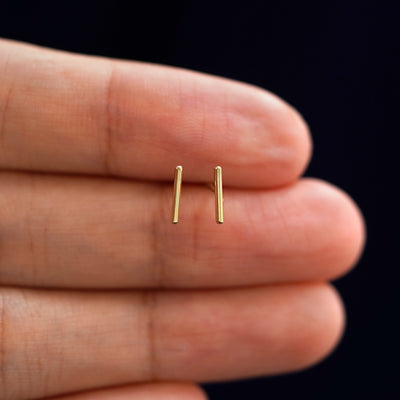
[0,173,364,288]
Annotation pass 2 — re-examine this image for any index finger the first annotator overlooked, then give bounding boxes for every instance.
[0,38,311,187]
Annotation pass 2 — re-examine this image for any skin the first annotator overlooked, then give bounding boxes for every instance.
[0,38,365,400]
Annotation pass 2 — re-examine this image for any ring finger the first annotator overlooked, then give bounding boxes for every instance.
[0,283,343,399]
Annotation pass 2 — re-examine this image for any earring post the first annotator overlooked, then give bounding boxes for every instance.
[172,166,183,223]
[214,166,224,224]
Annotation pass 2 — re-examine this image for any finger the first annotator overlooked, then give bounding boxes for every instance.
[0,173,364,288]
[48,383,207,400]
[0,38,311,187]
[0,284,344,399]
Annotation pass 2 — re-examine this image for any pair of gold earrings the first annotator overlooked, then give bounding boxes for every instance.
[172,166,224,224]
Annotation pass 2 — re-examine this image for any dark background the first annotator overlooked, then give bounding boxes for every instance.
[0,0,392,399]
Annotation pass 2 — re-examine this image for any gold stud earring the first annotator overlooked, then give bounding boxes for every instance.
[172,165,224,224]
[214,166,224,224]
[172,166,183,224]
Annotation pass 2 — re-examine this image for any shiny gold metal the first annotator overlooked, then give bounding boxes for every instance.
[172,166,183,223]
[214,166,224,224]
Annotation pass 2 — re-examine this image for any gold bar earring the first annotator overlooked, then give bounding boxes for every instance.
[214,166,224,224]
[172,166,183,223]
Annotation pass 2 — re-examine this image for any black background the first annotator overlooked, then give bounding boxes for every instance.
[0,0,392,399]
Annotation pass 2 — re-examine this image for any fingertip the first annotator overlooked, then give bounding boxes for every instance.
[300,178,366,280]
[285,283,345,372]
[260,92,313,187]
[286,105,313,183]
[217,84,313,187]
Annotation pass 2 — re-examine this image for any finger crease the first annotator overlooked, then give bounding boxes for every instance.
[103,63,118,175]
[0,84,14,147]
[150,188,169,287]
[143,290,159,381]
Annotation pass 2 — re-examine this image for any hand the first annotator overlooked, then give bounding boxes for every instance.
[0,38,364,400]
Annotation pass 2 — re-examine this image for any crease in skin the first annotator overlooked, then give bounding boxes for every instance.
[103,62,118,176]
[150,185,171,288]
[143,291,158,382]
[151,205,164,288]
[0,81,13,147]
